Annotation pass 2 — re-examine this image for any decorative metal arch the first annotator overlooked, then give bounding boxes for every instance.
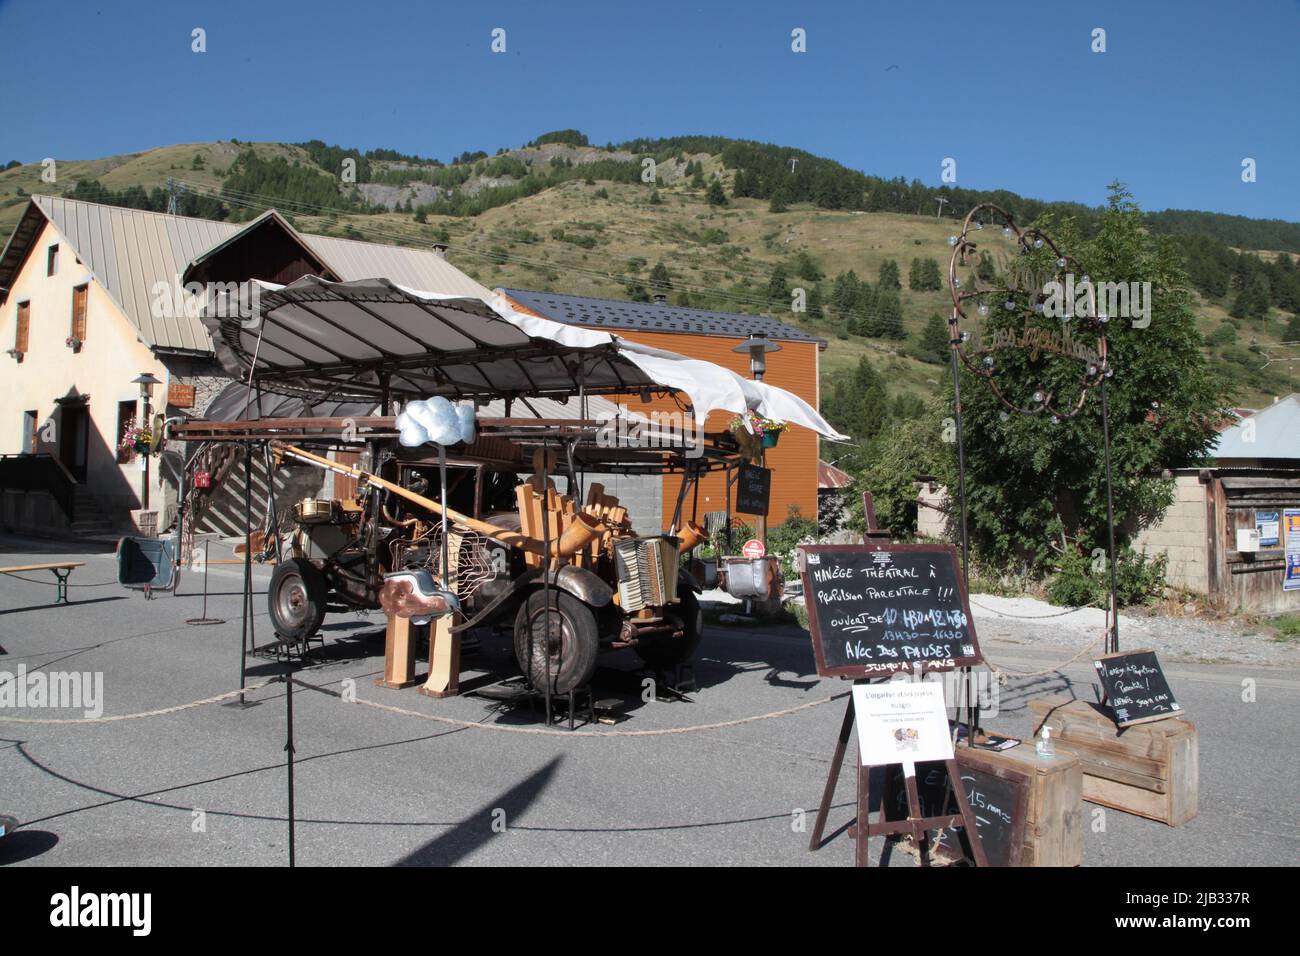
[947,203,1111,420]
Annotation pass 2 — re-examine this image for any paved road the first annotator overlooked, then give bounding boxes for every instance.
[1,536,1296,867]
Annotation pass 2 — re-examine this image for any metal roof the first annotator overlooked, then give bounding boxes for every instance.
[29,195,244,352]
[1214,394,1300,462]
[817,459,854,489]
[305,232,493,299]
[500,287,827,347]
[2,196,495,354]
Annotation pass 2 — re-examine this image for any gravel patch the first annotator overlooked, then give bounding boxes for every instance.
[967,594,1300,667]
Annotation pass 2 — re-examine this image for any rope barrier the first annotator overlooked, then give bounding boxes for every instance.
[294,679,849,737]
[969,598,1096,619]
[0,573,119,588]
[982,631,1108,684]
[980,602,1114,683]
[0,674,846,735]
[0,680,277,724]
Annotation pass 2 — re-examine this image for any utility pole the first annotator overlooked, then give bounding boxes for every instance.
[935,197,949,218]
[789,158,798,174]
[166,177,178,216]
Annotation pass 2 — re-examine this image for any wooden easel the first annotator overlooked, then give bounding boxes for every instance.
[808,681,989,867]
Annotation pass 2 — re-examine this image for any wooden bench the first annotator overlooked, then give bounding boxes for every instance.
[0,561,86,604]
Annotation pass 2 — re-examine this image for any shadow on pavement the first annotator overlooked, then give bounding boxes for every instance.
[394,756,562,866]
[0,829,59,864]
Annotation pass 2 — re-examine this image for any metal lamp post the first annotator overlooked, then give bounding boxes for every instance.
[132,372,161,510]
[732,334,782,546]
[732,333,781,382]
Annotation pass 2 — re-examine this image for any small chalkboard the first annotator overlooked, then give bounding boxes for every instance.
[734,464,770,516]
[799,543,982,677]
[1093,649,1182,727]
[885,757,1029,867]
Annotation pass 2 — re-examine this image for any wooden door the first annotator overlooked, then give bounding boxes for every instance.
[59,404,88,481]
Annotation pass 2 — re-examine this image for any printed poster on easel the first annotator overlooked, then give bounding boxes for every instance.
[852,681,954,766]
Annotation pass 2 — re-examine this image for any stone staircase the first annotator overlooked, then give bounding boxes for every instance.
[71,485,119,537]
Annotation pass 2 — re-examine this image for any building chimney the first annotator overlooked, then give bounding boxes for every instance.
[653,293,667,304]
[432,242,449,259]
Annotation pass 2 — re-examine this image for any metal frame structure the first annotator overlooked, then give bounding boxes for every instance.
[946,203,1121,655]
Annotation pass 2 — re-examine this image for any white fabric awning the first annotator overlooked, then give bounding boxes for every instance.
[203,276,847,440]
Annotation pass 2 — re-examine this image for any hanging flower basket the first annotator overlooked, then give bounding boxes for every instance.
[119,422,151,463]
[730,412,789,446]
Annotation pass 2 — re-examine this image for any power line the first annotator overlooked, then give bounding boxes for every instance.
[174,177,927,338]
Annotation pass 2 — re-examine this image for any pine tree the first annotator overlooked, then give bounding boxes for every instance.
[806,284,825,319]
[706,179,728,206]
[873,291,905,338]
[768,187,789,212]
[909,258,926,291]
[649,261,672,291]
[878,259,901,290]
[919,313,950,361]
[831,271,859,317]
[767,265,790,304]
[823,357,889,442]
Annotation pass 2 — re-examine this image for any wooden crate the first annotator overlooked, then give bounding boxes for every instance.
[1029,696,1198,827]
[958,743,1083,867]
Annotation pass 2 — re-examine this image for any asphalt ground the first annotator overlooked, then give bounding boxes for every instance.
[0,535,1296,867]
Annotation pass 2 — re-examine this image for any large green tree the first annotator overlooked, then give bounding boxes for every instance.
[956,183,1225,569]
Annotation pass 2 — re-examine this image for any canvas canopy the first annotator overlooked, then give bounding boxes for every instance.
[203,276,848,440]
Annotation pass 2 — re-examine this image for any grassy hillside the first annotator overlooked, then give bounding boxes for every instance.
[1,138,1296,409]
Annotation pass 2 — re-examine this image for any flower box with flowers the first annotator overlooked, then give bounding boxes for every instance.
[118,422,152,464]
[729,412,789,449]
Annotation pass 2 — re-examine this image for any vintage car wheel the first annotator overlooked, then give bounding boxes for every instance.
[513,590,599,695]
[634,588,704,671]
[268,558,328,640]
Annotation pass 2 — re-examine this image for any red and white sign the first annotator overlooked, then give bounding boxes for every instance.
[741,538,766,559]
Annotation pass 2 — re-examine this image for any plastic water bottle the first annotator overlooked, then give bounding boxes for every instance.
[1036,726,1056,758]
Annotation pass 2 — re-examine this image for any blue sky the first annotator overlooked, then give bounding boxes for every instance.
[0,0,1296,220]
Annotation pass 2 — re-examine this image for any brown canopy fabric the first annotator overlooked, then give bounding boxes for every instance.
[203,276,660,403]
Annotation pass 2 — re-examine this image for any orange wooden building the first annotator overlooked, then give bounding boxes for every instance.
[499,288,827,532]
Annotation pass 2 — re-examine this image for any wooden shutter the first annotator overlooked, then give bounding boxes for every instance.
[71,285,88,341]
[15,301,30,353]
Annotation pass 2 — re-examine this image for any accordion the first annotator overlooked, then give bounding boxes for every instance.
[613,537,679,612]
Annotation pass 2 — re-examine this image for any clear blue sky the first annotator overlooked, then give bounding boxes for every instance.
[1,0,1296,220]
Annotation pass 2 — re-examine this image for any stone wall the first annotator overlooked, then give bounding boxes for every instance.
[1132,474,1208,594]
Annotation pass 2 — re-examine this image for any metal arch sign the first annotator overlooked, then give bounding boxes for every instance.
[946,203,1111,421]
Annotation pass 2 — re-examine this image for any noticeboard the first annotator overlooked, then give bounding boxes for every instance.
[734,464,770,516]
[1093,649,1182,727]
[799,543,982,677]
[885,755,1030,867]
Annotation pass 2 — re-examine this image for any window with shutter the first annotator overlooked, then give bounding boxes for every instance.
[15,301,30,353]
[71,284,88,342]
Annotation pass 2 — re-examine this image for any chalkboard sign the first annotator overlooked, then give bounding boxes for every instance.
[799,543,982,677]
[1093,650,1182,727]
[734,464,771,516]
[885,756,1029,867]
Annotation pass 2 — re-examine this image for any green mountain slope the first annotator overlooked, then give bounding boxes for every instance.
[1,135,1296,409]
